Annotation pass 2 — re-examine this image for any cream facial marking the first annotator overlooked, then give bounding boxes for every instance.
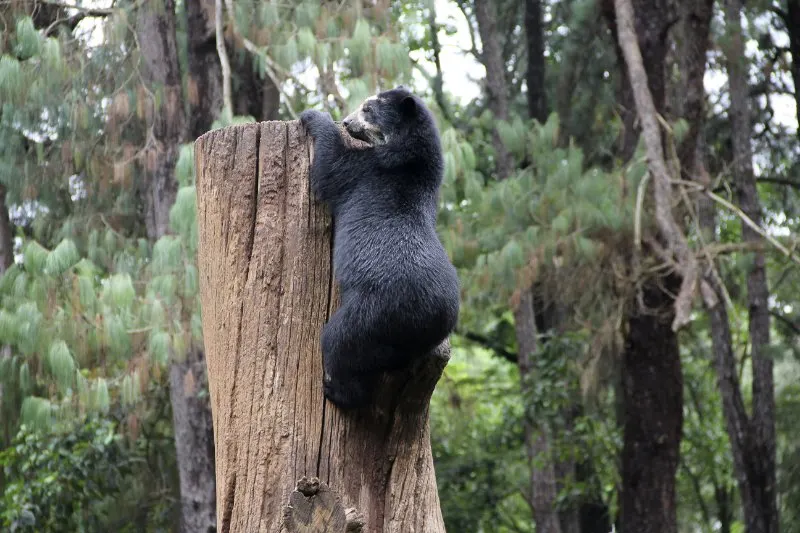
[343,95,387,145]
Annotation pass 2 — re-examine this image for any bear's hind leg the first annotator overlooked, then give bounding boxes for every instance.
[320,298,408,409]
[320,305,374,409]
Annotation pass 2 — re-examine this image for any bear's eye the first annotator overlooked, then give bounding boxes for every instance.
[362,105,373,115]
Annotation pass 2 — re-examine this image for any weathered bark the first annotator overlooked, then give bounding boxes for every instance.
[514,291,563,533]
[136,4,218,532]
[0,184,13,275]
[474,0,514,179]
[186,0,223,139]
[722,2,779,531]
[135,0,185,240]
[619,279,683,533]
[525,0,547,123]
[195,121,449,533]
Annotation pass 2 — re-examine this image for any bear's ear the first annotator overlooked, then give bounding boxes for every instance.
[399,95,417,117]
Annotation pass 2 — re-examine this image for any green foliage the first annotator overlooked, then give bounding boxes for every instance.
[441,113,644,337]
[431,345,530,532]
[0,415,175,533]
[0,184,202,445]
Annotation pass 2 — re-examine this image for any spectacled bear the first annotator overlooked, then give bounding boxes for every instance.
[300,86,460,410]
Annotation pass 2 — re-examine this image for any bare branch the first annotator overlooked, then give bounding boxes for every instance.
[614,0,699,331]
[770,310,800,337]
[675,179,800,265]
[215,0,232,121]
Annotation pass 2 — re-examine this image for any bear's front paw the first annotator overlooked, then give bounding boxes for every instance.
[323,375,371,410]
[300,109,332,137]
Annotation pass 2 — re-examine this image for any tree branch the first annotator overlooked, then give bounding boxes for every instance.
[769,310,800,337]
[39,1,114,36]
[215,0,232,120]
[39,0,114,15]
[675,179,800,265]
[456,330,518,363]
[614,0,699,330]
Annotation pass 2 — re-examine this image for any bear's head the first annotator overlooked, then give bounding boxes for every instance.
[342,86,429,147]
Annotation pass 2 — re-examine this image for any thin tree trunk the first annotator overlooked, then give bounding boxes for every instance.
[194,121,449,533]
[516,10,575,530]
[474,0,514,179]
[428,1,451,123]
[136,3,217,532]
[0,184,13,274]
[722,2,779,531]
[514,291,563,533]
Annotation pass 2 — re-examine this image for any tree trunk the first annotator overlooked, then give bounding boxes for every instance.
[428,1,451,123]
[194,121,449,533]
[135,0,184,240]
[136,3,218,532]
[675,0,714,179]
[514,291,563,533]
[611,1,683,531]
[722,2,779,531]
[169,348,217,533]
[602,0,669,162]
[186,0,223,139]
[619,279,683,533]
[525,0,547,123]
[786,0,800,139]
[474,0,514,179]
[234,53,281,122]
[0,184,13,274]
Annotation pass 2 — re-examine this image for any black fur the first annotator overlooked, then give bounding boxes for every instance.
[300,87,460,409]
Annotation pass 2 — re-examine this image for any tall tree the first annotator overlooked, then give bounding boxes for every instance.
[135,2,216,531]
[136,0,185,240]
[473,0,514,180]
[608,0,684,531]
[515,292,564,533]
[716,2,779,531]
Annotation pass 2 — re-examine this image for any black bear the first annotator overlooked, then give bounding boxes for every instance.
[300,86,460,409]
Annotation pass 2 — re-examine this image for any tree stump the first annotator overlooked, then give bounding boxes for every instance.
[195,121,449,533]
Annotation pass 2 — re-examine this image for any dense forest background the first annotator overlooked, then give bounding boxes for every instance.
[0,0,798,532]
